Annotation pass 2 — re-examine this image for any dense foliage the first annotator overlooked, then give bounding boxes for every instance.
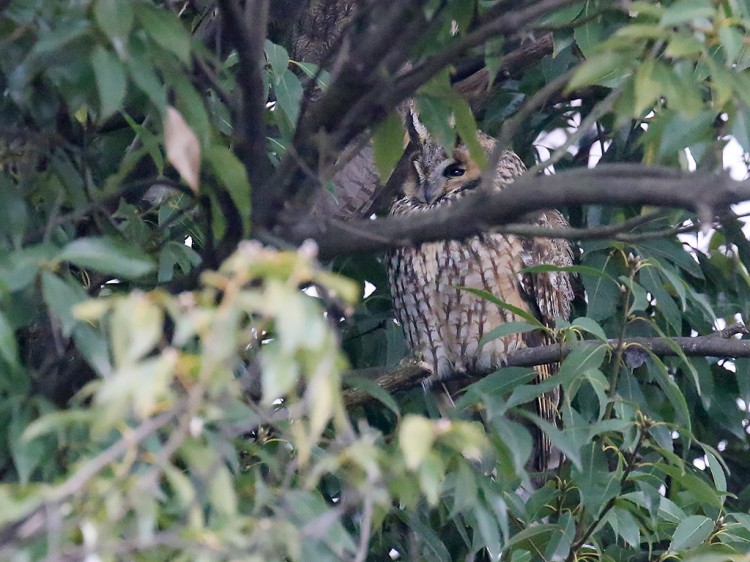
[1,0,750,560]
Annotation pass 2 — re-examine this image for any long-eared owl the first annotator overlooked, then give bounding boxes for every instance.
[386,124,574,470]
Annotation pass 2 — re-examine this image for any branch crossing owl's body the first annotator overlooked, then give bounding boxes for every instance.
[387,131,574,472]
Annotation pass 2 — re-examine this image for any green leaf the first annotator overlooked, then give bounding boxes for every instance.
[173,74,211,146]
[730,108,750,152]
[704,450,727,496]
[660,0,714,26]
[669,515,713,551]
[458,367,537,413]
[620,276,649,315]
[458,287,545,329]
[41,272,87,337]
[490,417,532,474]
[570,317,607,341]
[649,109,716,161]
[452,96,486,169]
[290,60,331,90]
[573,7,604,58]
[474,504,502,560]
[418,451,445,506]
[264,39,289,78]
[122,112,164,172]
[637,238,703,278]
[451,461,479,516]
[719,24,744,63]
[205,145,252,235]
[633,58,662,117]
[505,523,559,553]
[91,47,127,120]
[666,32,704,57]
[372,111,405,181]
[110,294,163,367]
[274,69,303,126]
[480,321,537,346]
[558,343,609,387]
[72,324,113,377]
[516,410,582,469]
[158,241,201,282]
[58,236,155,279]
[209,465,238,516]
[30,20,90,56]
[344,375,400,416]
[9,403,48,484]
[606,505,641,548]
[22,409,94,441]
[571,442,621,514]
[94,0,133,57]
[401,512,451,562]
[645,350,691,431]
[414,93,454,150]
[639,263,681,334]
[399,415,435,470]
[136,3,191,65]
[126,38,167,112]
[567,52,634,91]
[0,310,20,369]
[260,343,299,403]
[629,2,664,18]
[521,263,614,279]
[95,351,177,421]
[580,253,621,322]
[544,512,575,561]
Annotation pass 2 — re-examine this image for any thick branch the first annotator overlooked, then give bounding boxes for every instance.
[285,165,748,259]
[343,331,750,408]
[216,0,274,227]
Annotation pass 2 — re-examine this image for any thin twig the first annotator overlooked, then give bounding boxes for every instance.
[527,85,624,176]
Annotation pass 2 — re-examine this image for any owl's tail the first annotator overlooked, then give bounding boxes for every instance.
[532,361,561,479]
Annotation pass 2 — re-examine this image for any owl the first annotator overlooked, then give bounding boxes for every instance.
[386,126,574,473]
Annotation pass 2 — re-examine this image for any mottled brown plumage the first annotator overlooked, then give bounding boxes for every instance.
[386,127,574,473]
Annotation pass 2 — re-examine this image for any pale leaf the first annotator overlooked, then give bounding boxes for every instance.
[164,106,201,192]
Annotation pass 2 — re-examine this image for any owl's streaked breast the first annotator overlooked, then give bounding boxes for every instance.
[388,193,530,381]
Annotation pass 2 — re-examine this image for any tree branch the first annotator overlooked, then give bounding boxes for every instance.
[343,327,750,408]
[216,0,274,228]
[264,0,582,230]
[284,165,749,259]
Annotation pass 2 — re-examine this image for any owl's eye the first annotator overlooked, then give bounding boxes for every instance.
[443,163,465,178]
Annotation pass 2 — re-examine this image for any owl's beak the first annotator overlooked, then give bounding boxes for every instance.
[421,181,441,205]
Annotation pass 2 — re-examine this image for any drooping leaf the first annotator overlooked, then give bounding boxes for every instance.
[372,111,405,181]
[669,515,714,551]
[58,237,155,279]
[91,47,127,120]
[164,106,201,192]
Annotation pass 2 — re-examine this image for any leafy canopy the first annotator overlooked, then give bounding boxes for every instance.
[0,0,750,560]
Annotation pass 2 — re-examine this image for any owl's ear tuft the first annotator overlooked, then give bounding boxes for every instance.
[407,110,430,146]
[411,157,426,184]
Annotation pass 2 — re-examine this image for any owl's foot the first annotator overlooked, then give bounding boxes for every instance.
[417,360,439,389]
